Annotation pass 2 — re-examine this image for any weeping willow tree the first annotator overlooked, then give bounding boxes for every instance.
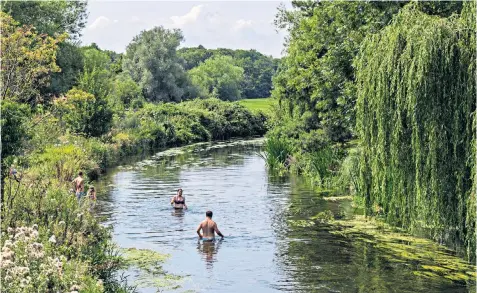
[355,2,476,260]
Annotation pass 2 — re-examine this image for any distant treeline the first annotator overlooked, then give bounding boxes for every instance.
[178,46,279,99]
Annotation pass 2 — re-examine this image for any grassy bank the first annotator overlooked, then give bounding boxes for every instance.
[1,98,266,292]
[238,98,276,115]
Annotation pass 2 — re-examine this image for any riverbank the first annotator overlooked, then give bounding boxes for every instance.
[1,99,266,292]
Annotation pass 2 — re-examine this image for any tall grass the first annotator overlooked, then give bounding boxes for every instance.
[260,137,292,171]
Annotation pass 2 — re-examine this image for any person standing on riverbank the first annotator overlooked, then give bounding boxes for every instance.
[171,188,187,209]
[197,211,224,241]
[72,172,85,201]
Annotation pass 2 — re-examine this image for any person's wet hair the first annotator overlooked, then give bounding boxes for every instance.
[79,171,83,176]
[206,211,213,218]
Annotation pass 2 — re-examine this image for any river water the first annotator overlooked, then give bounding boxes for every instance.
[96,139,475,293]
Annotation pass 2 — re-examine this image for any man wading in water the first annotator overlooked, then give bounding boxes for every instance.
[197,211,224,241]
[72,171,85,201]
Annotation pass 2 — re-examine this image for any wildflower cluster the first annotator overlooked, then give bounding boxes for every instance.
[1,226,103,293]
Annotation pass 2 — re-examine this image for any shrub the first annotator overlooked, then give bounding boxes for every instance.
[54,88,113,137]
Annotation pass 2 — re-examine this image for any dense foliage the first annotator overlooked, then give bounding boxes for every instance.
[0,12,66,104]
[273,1,401,143]
[122,27,194,102]
[189,55,244,101]
[178,46,279,99]
[1,0,87,39]
[355,3,476,260]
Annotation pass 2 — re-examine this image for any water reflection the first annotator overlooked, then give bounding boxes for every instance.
[197,239,223,270]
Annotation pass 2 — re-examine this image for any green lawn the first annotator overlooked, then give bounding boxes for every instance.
[238,98,276,114]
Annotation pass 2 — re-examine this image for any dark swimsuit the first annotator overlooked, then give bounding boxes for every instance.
[173,197,185,209]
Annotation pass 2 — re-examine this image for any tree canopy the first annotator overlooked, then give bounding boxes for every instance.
[123,27,194,102]
[0,12,66,104]
[178,46,278,99]
[189,55,244,101]
[355,3,475,259]
[272,1,402,143]
[1,0,88,40]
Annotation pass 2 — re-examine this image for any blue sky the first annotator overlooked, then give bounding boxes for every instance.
[81,1,291,57]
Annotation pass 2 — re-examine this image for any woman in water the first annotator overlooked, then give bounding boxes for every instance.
[171,188,187,209]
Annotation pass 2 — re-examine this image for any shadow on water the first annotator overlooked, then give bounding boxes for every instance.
[94,138,475,293]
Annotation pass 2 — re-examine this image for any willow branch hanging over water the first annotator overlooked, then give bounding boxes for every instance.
[355,3,476,261]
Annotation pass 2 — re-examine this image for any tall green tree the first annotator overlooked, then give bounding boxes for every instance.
[2,1,88,96]
[179,47,278,99]
[2,0,89,98]
[123,27,193,102]
[355,3,475,260]
[189,55,244,101]
[273,1,402,143]
[1,0,88,40]
[45,42,84,96]
[0,12,66,104]
[74,47,114,137]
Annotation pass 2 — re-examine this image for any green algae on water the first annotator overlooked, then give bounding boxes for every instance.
[328,216,476,284]
[122,247,170,274]
[310,210,334,223]
[121,248,185,290]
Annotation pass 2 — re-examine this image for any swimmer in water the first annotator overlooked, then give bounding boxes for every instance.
[196,211,224,241]
[170,188,187,209]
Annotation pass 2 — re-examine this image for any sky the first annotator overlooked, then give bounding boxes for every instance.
[81,1,291,58]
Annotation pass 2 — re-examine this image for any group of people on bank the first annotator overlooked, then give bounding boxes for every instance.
[72,172,224,240]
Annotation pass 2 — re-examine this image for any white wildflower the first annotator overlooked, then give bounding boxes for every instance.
[59,221,66,226]
[7,227,13,234]
[31,230,39,239]
[70,284,81,291]
[32,242,43,250]
[2,248,14,260]
[1,259,13,268]
[48,235,56,244]
[32,224,38,231]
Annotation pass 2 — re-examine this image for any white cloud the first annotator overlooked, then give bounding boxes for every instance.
[170,5,203,27]
[88,16,112,30]
[233,19,254,31]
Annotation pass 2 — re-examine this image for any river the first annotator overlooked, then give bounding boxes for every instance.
[95,139,476,293]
